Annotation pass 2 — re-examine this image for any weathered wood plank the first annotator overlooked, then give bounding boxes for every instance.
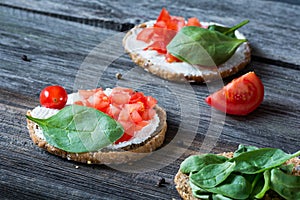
[1,3,300,200]
[1,0,300,66]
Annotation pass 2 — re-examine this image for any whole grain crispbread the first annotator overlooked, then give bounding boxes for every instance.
[26,105,167,165]
[174,152,300,200]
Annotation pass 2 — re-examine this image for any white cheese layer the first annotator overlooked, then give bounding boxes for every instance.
[30,90,160,151]
[124,21,248,76]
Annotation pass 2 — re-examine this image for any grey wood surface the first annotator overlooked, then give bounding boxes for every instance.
[0,1,299,199]
[2,0,300,65]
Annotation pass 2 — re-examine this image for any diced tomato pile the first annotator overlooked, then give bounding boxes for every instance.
[74,87,157,144]
[136,8,203,63]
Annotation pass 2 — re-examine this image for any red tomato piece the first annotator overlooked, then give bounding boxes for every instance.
[135,121,150,131]
[145,96,157,109]
[187,17,202,27]
[144,41,167,54]
[205,72,264,115]
[72,87,157,143]
[136,28,154,43]
[130,110,143,123]
[156,7,171,23]
[78,88,102,99]
[115,133,133,144]
[166,52,182,63]
[40,85,68,109]
[168,16,185,31]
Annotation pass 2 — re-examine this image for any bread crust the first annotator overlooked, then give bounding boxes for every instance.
[26,105,167,165]
[174,152,300,200]
[123,22,251,83]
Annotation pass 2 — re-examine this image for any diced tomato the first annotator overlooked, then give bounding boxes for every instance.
[106,105,121,119]
[168,16,185,31]
[136,28,154,43]
[130,110,143,123]
[142,108,156,121]
[156,8,171,23]
[73,87,157,144]
[74,101,84,106]
[144,41,167,54]
[78,88,102,99]
[187,17,202,27]
[129,92,145,104]
[166,52,181,63]
[135,121,150,131]
[136,8,203,63]
[115,133,133,144]
[145,96,157,109]
[205,72,264,115]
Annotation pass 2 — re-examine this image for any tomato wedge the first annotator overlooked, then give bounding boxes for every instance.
[205,72,264,115]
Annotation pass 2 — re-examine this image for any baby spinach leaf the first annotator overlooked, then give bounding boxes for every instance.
[208,20,249,39]
[248,173,264,199]
[167,26,247,66]
[233,144,259,157]
[190,161,236,188]
[180,154,228,174]
[270,168,300,200]
[254,170,271,199]
[206,174,252,199]
[280,164,294,175]
[26,105,124,153]
[212,194,233,200]
[231,148,300,174]
[189,181,211,199]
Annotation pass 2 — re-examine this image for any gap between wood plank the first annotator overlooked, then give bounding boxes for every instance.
[0,3,134,32]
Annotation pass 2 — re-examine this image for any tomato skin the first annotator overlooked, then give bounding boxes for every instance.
[166,52,181,63]
[40,85,68,109]
[187,17,201,27]
[205,72,264,115]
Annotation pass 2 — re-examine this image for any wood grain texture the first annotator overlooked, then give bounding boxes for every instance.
[1,0,300,66]
[0,1,299,200]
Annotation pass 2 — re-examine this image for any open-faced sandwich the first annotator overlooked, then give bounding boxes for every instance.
[123,8,251,82]
[175,145,300,200]
[26,86,167,164]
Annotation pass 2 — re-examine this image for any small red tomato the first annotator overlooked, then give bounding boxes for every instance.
[40,85,68,109]
[205,72,264,115]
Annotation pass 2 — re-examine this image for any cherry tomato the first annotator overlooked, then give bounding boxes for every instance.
[40,85,68,109]
[205,72,264,115]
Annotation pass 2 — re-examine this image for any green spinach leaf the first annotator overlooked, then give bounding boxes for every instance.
[190,161,236,188]
[233,144,259,157]
[208,20,249,38]
[231,148,300,174]
[280,164,294,175]
[189,181,211,199]
[206,174,252,199]
[167,26,247,66]
[270,168,300,200]
[212,194,233,200]
[26,105,124,153]
[254,170,271,199]
[180,154,228,174]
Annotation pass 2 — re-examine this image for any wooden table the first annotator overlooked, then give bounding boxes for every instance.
[1,0,299,199]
